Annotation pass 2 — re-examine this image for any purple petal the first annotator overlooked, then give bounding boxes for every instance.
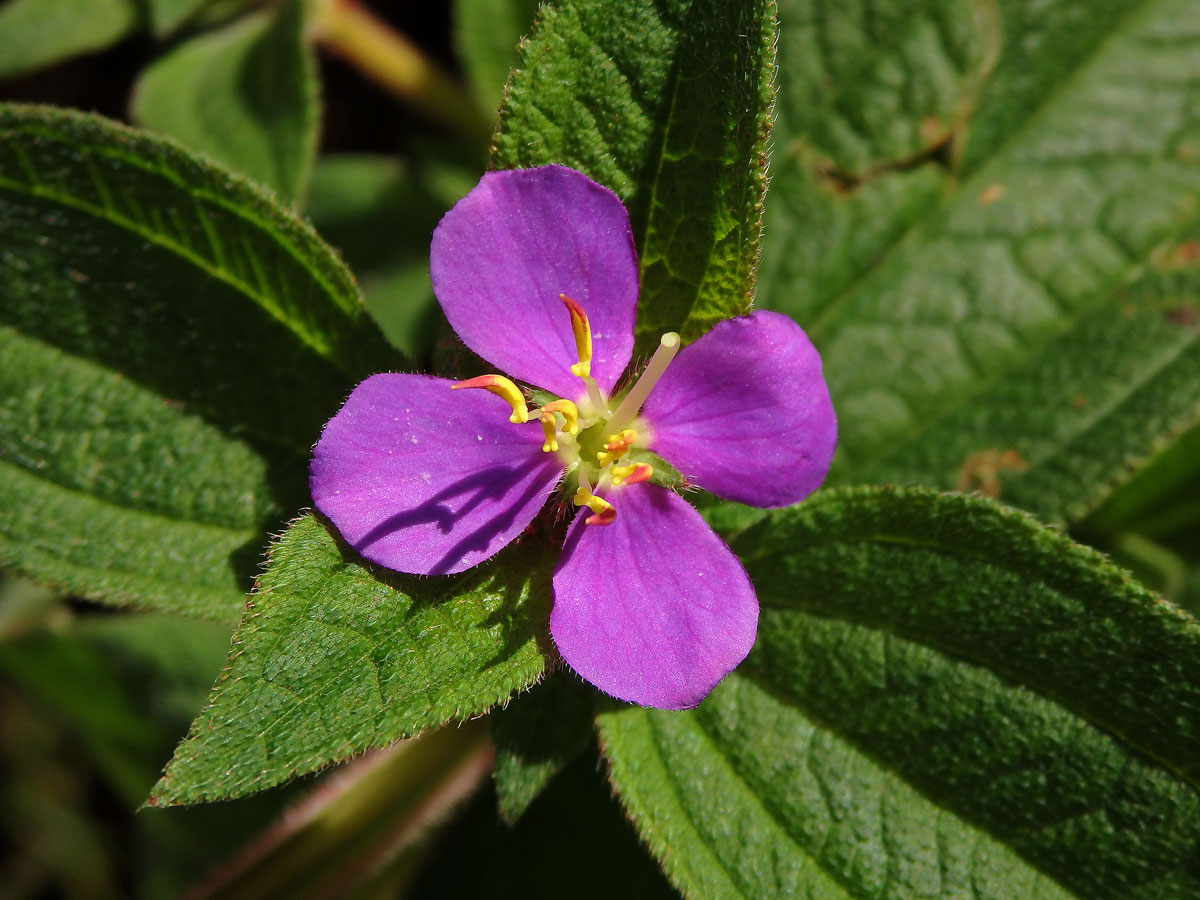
[310,374,562,575]
[430,165,638,400]
[640,311,836,507]
[551,483,757,710]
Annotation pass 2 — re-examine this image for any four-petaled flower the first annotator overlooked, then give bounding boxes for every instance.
[310,165,836,709]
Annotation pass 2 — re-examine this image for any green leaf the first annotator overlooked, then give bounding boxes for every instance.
[0,0,140,81]
[0,611,230,803]
[490,672,595,824]
[494,0,776,349]
[1182,566,1200,616]
[132,0,319,202]
[1081,421,1200,540]
[0,104,395,617]
[1078,422,1200,607]
[453,0,541,113]
[852,254,1200,524]
[758,0,995,324]
[145,0,210,36]
[304,152,476,362]
[601,487,1200,900]
[151,515,554,805]
[1103,532,1191,607]
[761,0,1200,525]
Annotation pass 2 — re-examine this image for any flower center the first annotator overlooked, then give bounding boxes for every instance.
[451,295,680,526]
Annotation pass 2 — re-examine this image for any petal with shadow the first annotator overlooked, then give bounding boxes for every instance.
[311,374,563,575]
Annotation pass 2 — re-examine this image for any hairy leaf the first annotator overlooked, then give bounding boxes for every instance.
[759,0,995,323]
[601,487,1200,899]
[151,515,554,804]
[763,0,1200,524]
[0,0,139,81]
[132,0,318,201]
[494,0,776,349]
[0,105,394,617]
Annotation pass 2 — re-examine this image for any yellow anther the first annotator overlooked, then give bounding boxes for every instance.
[451,374,529,423]
[572,485,616,526]
[597,429,637,467]
[540,399,580,435]
[603,429,637,452]
[538,412,559,452]
[610,462,653,486]
[560,293,593,378]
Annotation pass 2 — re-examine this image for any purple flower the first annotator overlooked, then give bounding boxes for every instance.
[310,165,836,710]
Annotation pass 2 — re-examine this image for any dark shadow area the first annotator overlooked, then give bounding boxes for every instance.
[314,502,560,664]
[226,448,312,595]
[410,745,680,899]
[0,33,153,117]
[489,672,595,772]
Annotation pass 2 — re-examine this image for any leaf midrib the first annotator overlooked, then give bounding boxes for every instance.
[685,693,1092,900]
[802,0,1160,340]
[751,525,1200,794]
[839,263,1200,490]
[0,119,358,367]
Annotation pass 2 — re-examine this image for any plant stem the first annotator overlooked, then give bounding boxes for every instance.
[1112,532,1189,603]
[308,0,492,145]
[188,721,493,900]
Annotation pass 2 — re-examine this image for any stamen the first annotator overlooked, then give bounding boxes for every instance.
[609,462,653,486]
[585,503,616,526]
[597,429,637,467]
[560,293,593,378]
[606,332,681,433]
[538,412,559,452]
[572,485,616,526]
[540,399,580,435]
[451,374,529,423]
[602,430,637,452]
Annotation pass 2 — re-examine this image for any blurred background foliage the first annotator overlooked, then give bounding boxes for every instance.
[0,1,676,897]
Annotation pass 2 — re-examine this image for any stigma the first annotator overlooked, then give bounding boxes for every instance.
[561,294,608,414]
[451,374,529,423]
[573,484,616,525]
